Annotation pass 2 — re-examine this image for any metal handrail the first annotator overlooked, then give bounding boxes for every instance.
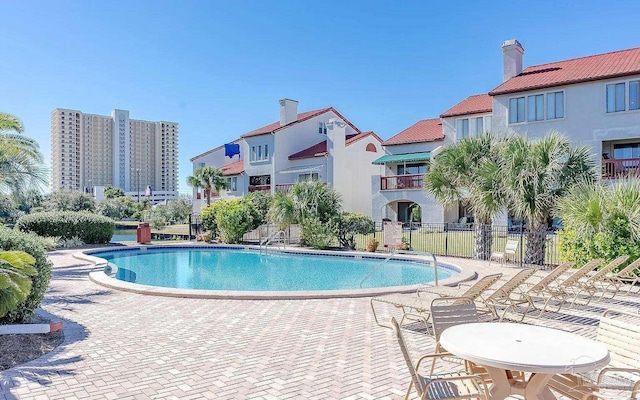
[260,230,287,255]
[359,249,438,288]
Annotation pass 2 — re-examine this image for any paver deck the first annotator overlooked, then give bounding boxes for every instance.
[0,248,638,399]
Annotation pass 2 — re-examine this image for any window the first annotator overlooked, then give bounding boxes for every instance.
[547,92,564,119]
[485,116,492,133]
[318,122,327,134]
[607,83,626,113]
[630,80,640,111]
[473,117,483,135]
[198,162,205,169]
[397,163,427,175]
[527,94,544,121]
[613,143,640,159]
[250,146,256,161]
[298,172,319,182]
[509,97,526,123]
[226,177,237,191]
[250,144,269,161]
[456,119,469,139]
[264,144,269,160]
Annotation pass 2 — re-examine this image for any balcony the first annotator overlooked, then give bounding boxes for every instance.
[380,174,424,190]
[602,158,640,179]
[248,185,271,192]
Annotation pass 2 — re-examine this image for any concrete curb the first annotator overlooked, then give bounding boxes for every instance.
[0,321,63,335]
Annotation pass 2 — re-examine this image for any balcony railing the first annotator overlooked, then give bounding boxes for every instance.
[381,174,424,190]
[275,183,294,193]
[602,158,640,179]
[248,184,271,192]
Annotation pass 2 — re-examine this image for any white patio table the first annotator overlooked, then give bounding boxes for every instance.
[439,323,610,400]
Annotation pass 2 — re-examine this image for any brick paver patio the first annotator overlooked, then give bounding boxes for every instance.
[0,248,637,399]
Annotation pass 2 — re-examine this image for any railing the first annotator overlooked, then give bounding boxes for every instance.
[356,222,561,267]
[359,250,439,288]
[248,184,271,192]
[259,230,287,255]
[380,174,423,190]
[275,183,294,193]
[602,158,640,179]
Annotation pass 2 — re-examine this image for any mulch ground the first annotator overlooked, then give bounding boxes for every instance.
[0,316,64,371]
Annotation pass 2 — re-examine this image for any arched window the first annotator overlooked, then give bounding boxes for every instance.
[365,143,377,152]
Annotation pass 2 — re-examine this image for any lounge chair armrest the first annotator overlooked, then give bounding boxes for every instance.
[597,367,640,385]
[422,374,489,400]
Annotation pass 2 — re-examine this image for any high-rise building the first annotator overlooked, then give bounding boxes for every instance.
[51,108,179,203]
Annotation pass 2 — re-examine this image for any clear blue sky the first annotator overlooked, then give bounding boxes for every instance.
[2,0,640,195]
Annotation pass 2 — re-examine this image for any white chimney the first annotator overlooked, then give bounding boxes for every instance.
[501,39,525,82]
[279,98,298,126]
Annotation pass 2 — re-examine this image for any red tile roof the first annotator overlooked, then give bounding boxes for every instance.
[382,118,444,146]
[220,160,244,176]
[490,47,640,95]
[289,131,382,160]
[440,94,492,118]
[241,107,360,138]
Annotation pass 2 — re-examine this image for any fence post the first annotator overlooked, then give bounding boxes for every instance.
[445,223,449,257]
[409,222,413,249]
[188,214,192,239]
[519,224,524,267]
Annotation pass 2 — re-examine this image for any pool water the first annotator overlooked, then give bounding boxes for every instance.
[95,248,454,291]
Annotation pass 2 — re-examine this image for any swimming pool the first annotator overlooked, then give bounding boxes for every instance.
[84,246,462,297]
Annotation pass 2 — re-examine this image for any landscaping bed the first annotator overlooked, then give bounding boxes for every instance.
[0,315,64,371]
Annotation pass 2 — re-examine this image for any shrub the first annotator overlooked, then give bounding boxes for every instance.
[166,195,193,223]
[245,191,272,226]
[15,211,115,244]
[0,251,38,318]
[0,228,52,323]
[301,217,336,249]
[366,238,379,252]
[336,212,375,250]
[201,200,227,237]
[98,197,135,220]
[145,206,170,230]
[214,199,256,243]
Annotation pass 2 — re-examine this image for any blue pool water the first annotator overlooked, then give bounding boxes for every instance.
[93,248,456,291]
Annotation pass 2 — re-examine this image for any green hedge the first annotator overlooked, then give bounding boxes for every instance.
[0,228,52,323]
[16,211,115,244]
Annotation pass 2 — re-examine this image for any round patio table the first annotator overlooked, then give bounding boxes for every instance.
[439,323,610,400]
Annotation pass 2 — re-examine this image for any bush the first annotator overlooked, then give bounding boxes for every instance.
[166,195,192,223]
[98,197,135,220]
[215,199,256,243]
[145,206,170,230]
[201,201,227,237]
[336,212,375,250]
[245,191,272,226]
[301,217,336,249]
[0,228,52,323]
[15,211,115,244]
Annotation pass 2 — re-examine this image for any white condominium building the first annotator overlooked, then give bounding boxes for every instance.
[51,108,179,203]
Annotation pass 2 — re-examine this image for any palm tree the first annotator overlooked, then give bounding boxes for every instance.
[0,113,48,196]
[502,132,594,265]
[186,166,227,206]
[424,133,505,260]
[268,181,342,225]
[0,250,38,318]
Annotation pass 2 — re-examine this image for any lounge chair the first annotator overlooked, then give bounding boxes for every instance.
[479,268,537,322]
[549,309,640,400]
[489,239,519,267]
[578,255,630,300]
[606,257,640,295]
[534,259,603,313]
[390,317,490,400]
[417,273,503,302]
[371,294,434,331]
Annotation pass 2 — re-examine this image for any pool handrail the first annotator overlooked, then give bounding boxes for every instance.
[260,230,287,255]
[359,250,439,289]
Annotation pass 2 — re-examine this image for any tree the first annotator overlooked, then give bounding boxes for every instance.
[44,190,96,212]
[166,195,193,223]
[245,191,272,226]
[186,166,227,206]
[501,132,594,265]
[98,196,135,220]
[0,113,48,197]
[0,250,38,318]
[424,133,506,260]
[336,212,375,250]
[103,185,125,199]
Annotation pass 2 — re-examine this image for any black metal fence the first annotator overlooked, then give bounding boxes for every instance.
[355,222,561,266]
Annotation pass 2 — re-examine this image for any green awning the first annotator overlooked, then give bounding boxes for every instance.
[372,152,431,165]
